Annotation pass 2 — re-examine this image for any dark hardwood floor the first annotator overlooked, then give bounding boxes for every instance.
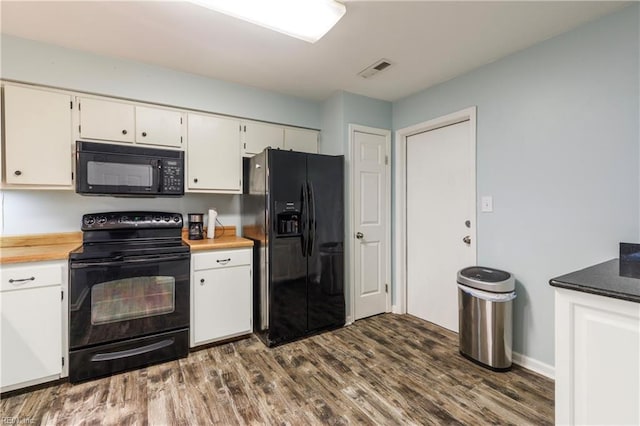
[1,314,554,425]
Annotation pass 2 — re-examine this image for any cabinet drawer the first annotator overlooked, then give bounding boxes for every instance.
[193,249,251,271]
[1,262,63,292]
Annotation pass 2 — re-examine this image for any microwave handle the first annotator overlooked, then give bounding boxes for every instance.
[156,160,163,192]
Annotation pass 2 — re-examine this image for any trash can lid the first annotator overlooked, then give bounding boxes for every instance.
[457,266,515,293]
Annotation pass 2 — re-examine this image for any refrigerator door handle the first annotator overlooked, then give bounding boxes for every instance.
[307,181,316,257]
[301,182,309,257]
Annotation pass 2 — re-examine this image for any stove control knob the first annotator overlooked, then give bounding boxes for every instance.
[163,215,170,222]
[97,216,107,224]
[173,215,181,223]
[154,216,161,222]
[84,216,95,226]
[121,216,129,223]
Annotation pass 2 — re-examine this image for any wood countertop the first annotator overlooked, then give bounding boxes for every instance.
[182,227,254,251]
[1,227,253,264]
[1,232,82,265]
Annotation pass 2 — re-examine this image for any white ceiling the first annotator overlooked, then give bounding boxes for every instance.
[0,1,628,102]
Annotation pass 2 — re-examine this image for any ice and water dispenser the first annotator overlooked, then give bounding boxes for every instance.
[275,201,301,236]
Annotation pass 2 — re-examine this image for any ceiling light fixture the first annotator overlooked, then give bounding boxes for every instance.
[188,0,346,43]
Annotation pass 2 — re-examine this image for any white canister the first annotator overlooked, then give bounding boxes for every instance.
[207,208,218,239]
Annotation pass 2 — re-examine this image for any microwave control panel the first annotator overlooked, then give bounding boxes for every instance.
[161,160,184,193]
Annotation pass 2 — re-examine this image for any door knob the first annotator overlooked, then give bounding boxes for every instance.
[356,232,364,239]
[463,235,471,245]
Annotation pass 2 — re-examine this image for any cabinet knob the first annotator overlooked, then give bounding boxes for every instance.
[194,178,198,183]
[142,131,147,137]
[14,170,22,176]
[122,129,128,135]
[200,278,205,285]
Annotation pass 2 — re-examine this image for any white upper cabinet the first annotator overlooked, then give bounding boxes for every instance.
[78,97,183,148]
[187,113,242,193]
[284,127,319,153]
[3,84,73,186]
[242,121,284,156]
[135,106,183,148]
[78,97,135,143]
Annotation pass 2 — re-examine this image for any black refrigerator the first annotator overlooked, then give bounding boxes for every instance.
[242,148,345,346]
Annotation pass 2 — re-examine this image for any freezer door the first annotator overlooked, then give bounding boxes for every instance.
[306,154,346,331]
[268,150,308,343]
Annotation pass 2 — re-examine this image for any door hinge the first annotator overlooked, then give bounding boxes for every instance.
[62,356,65,367]
[385,284,388,293]
[385,155,388,165]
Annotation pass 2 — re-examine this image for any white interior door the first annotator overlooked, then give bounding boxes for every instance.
[353,128,390,320]
[406,120,476,332]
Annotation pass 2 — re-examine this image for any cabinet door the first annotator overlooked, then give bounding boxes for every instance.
[1,286,62,389]
[242,121,283,156]
[193,265,251,345]
[555,289,640,426]
[187,113,241,192]
[136,106,183,148]
[78,97,135,143]
[284,128,318,153]
[4,85,72,185]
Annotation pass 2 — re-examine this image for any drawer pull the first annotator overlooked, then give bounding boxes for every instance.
[216,258,231,265]
[9,277,35,284]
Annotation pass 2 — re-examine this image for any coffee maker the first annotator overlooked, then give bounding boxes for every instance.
[188,213,204,240]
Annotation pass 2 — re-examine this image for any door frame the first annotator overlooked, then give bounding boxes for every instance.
[393,107,477,314]
[348,124,392,324]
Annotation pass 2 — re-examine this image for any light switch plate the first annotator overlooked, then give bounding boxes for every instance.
[481,196,493,212]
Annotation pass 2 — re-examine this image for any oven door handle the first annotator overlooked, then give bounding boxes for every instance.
[70,254,189,268]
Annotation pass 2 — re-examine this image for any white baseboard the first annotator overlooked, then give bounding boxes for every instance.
[512,352,555,379]
[391,304,402,314]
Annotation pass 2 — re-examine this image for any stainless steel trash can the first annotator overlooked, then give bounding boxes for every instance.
[457,266,516,371]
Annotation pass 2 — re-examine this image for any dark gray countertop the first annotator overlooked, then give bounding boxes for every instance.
[549,259,640,303]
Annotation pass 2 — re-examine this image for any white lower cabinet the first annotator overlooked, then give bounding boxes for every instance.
[555,288,640,426]
[1,261,66,392]
[190,248,252,347]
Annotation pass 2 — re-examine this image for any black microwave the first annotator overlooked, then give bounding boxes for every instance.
[76,141,184,196]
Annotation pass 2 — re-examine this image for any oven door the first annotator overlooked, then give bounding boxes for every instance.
[69,253,190,349]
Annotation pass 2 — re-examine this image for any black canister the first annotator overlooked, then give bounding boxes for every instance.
[188,213,204,240]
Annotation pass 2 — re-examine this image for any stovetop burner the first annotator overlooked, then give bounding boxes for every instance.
[70,211,189,261]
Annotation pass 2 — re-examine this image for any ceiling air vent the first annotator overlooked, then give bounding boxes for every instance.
[358,59,393,79]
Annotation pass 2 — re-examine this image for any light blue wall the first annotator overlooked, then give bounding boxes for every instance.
[0,35,322,235]
[320,91,344,155]
[0,35,321,128]
[392,4,640,366]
